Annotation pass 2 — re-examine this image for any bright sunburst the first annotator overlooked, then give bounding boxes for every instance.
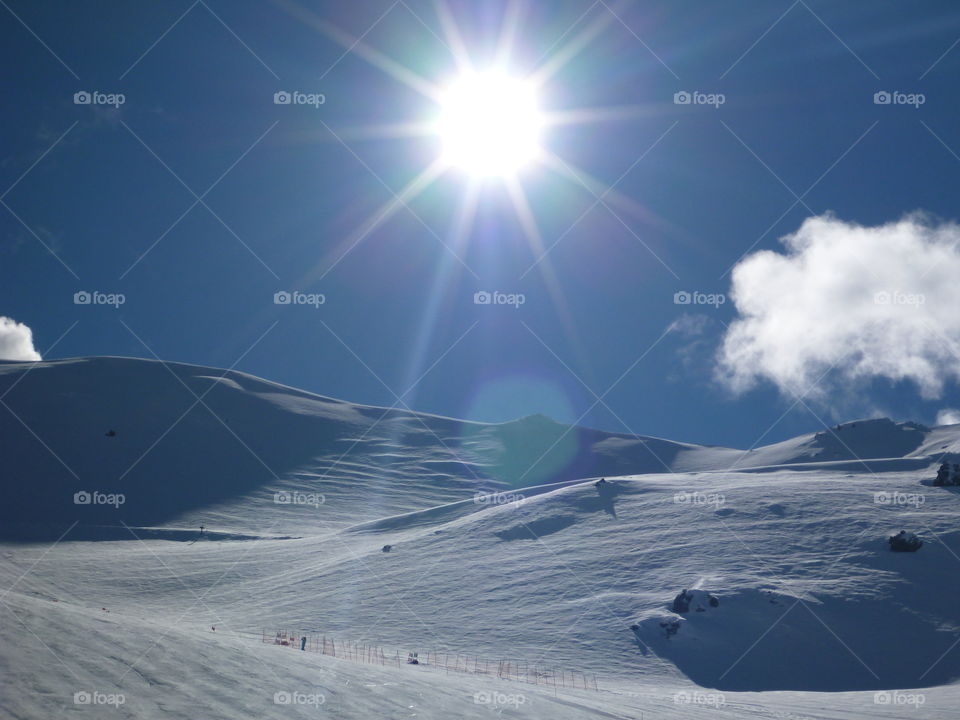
[301,0,649,285]
[436,70,544,178]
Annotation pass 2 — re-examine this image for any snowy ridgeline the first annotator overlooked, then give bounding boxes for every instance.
[2,357,960,718]
[0,356,955,538]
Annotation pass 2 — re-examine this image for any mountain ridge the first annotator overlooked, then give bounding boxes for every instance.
[0,356,950,539]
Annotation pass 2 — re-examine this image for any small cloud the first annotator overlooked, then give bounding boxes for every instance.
[667,314,718,384]
[936,408,960,426]
[718,212,960,401]
[0,317,41,361]
[667,313,711,337]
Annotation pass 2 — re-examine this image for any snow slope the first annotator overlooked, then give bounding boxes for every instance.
[0,356,736,539]
[0,357,950,538]
[2,356,959,718]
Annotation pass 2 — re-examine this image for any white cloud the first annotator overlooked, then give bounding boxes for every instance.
[667,313,711,337]
[936,408,960,426]
[718,213,960,400]
[0,317,41,361]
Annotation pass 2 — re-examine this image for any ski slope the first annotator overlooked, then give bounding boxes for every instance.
[2,357,959,718]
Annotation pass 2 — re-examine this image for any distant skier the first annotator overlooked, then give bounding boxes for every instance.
[300,636,307,651]
[199,525,205,536]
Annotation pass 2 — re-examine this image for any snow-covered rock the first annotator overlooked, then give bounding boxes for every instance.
[888,530,923,552]
[672,589,721,614]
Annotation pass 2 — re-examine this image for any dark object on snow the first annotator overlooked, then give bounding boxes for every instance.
[300,636,307,651]
[382,544,392,553]
[594,478,615,494]
[105,429,116,437]
[659,619,681,638]
[889,530,923,552]
[934,462,951,486]
[672,589,720,614]
[407,652,419,664]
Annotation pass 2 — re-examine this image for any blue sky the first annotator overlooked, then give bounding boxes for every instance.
[4,0,960,448]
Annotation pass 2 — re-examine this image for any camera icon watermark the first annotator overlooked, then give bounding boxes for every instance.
[274,90,326,108]
[273,290,325,308]
[74,290,125,308]
[273,690,325,706]
[673,290,725,308]
[74,90,126,108]
[873,90,925,108]
[473,290,525,308]
[674,90,725,108]
[74,490,125,508]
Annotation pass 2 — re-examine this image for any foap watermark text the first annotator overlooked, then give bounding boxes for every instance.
[74,490,125,508]
[74,291,125,308]
[474,290,525,308]
[274,491,325,508]
[274,91,325,108]
[274,290,325,307]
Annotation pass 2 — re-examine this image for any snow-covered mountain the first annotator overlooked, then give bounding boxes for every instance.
[0,356,947,537]
[2,356,958,718]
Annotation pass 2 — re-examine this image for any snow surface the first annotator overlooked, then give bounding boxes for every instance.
[2,357,959,718]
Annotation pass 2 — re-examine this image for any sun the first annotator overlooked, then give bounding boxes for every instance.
[308,4,645,283]
[436,70,544,178]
